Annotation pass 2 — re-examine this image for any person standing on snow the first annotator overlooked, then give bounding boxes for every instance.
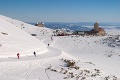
[33,51,36,57]
[51,37,53,41]
[17,53,20,59]
[48,44,49,46]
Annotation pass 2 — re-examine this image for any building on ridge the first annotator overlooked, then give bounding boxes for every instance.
[35,22,44,27]
[94,22,99,31]
[92,22,105,36]
[72,22,105,36]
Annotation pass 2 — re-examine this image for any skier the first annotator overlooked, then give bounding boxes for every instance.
[51,37,53,41]
[17,53,20,59]
[48,44,49,46]
[33,51,36,57]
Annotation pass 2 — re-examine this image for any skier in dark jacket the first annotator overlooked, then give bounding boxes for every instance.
[51,37,53,41]
[33,51,36,57]
[48,44,49,46]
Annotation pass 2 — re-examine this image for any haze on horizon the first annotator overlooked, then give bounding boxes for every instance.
[0,0,120,23]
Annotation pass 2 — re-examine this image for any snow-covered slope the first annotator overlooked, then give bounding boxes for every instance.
[0,17,47,57]
[0,15,120,80]
[0,15,53,40]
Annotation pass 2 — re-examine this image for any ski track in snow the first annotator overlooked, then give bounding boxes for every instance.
[18,37,72,80]
[0,36,64,80]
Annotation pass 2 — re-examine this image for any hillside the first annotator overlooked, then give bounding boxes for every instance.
[0,16,47,57]
[0,15,53,40]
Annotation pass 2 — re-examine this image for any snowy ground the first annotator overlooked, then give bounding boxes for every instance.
[0,15,120,80]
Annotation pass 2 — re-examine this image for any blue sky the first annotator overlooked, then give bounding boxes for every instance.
[0,0,120,22]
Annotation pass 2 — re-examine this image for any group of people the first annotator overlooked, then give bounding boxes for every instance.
[17,36,53,59]
[17,51,36,59]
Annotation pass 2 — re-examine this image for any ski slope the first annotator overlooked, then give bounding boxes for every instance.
[0,15,120,80]
[0,17,47,57]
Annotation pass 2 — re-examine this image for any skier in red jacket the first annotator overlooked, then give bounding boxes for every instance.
[17,53,20,59]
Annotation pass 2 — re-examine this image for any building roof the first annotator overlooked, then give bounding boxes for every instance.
[98,28,105,31]
[91,27,104,32]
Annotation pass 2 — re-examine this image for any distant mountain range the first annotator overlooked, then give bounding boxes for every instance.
[29,22,120,31]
